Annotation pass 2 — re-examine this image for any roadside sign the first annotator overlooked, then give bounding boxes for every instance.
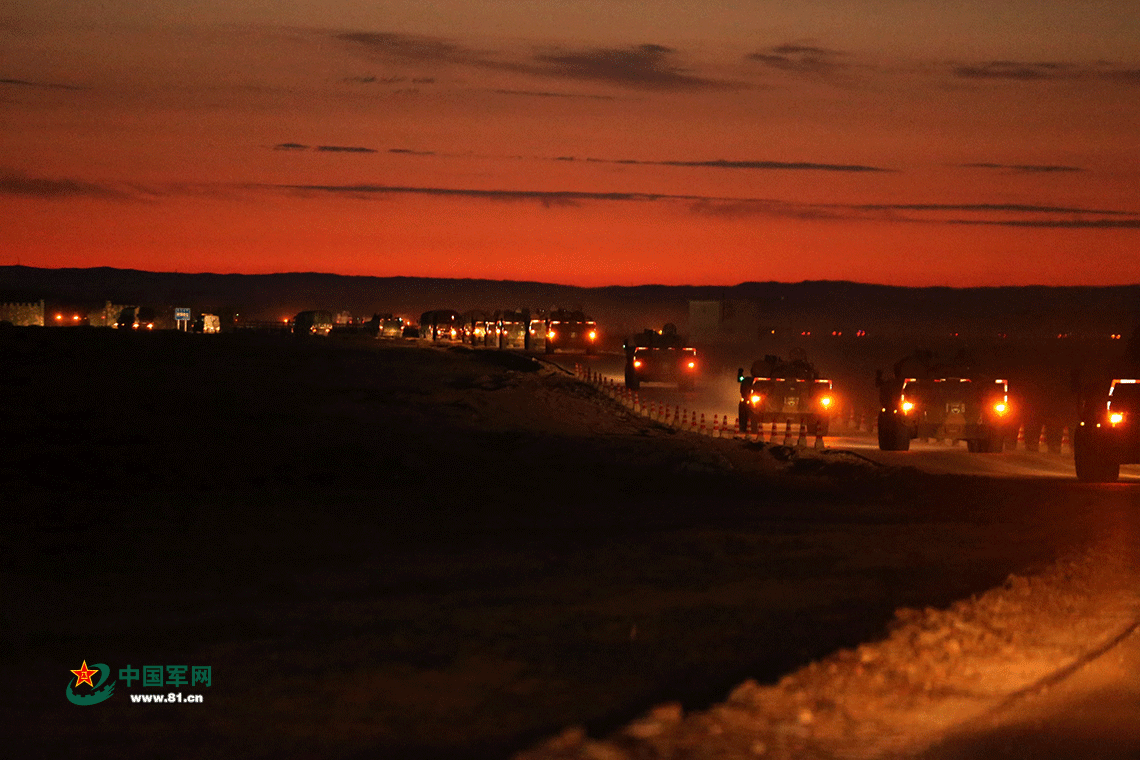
[175,308,191,321]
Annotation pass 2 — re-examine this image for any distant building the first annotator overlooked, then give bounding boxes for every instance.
[688,299,766,343]
[0,299,45,326]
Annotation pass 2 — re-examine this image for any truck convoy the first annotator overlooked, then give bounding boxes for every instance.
[737,350,834,436]
[876,351,1012,452]
[1074,377,1140,482]
[623,324,699,390]
[545,309,598,354]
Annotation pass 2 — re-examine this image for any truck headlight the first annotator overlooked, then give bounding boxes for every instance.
[1110,412,1124,425]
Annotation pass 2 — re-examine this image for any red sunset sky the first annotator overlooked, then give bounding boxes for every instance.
[3,1,1139,287]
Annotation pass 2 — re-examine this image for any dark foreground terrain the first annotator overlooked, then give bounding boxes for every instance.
[2,327,1138,759]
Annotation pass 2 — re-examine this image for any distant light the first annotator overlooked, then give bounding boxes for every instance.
[994,403,1008,414]
[1110,412,1124,425]
[902,401,914,413]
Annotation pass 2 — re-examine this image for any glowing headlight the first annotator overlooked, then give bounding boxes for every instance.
[633,359,642,368]
[750,393,762,405]
[588,330,597,340]
[1110,412,1124,425]
[901,401,914,413]
[686,361,696,369]
[994,402,1008,414]
[547,330,556,340]
[820,396,832,408]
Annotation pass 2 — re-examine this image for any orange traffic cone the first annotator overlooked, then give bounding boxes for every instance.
[770,420,778,443]
[733,417,742,440]
[1061,426,1072,456]
[796,421,807,448]
[1015,424,1026,450]
[1038,425,1048,453]
[699,413,706,435]
[782,419,793,446]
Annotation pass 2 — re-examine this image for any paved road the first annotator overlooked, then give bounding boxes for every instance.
[563,351,1140,482]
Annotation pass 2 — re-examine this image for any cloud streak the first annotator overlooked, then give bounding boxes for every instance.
[960,163,1082,173]
[271,182,1140,229]
[0,172,129,199]
[336,31,735,91]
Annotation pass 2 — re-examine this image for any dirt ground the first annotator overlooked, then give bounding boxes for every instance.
[2,327,1138,759]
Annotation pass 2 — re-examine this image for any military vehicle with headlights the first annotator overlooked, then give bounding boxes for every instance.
[544,309,598,354]
[1074,377,1140,482]
[623,324,699,391]
[737,349,834,436]
[876,351,1012,452]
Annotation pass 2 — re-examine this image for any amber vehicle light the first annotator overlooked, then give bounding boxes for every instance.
[820,396,833,408]
[750,393,762,405]
[994,402,1008,414]
[1110,412,1124,425]
[686,360,696,370]
[588,330,597,341]
[901,400,914,413]
[633,359,642,368]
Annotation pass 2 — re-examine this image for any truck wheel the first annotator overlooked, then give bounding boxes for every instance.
[1074,428,1120,482]
[896,423,911,451]
[877,412,905,451]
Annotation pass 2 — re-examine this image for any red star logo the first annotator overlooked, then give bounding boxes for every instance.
[71,661,98,689]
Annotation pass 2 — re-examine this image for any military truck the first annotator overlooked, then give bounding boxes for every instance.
[737,349,834,435]
[495,308,531,350]
[292,310,334,336]
[460,310,494,346]
[623,324,699,391]
[544,309,598,354]
[1074,377,1140,482]
[876,351,1012,452]
[419,309,462,342]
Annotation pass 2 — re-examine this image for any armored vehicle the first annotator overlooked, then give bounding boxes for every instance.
[1074,377,1140,482]
[737,349,834,435]
[876,351,1012,452]
[623,324,699,391]
[292,310,334,337]
[495,308,531,350]
[544,309,598,354]
[419,309,462,342]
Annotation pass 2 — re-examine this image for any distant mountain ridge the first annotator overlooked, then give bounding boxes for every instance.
[2,266,1138,337]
